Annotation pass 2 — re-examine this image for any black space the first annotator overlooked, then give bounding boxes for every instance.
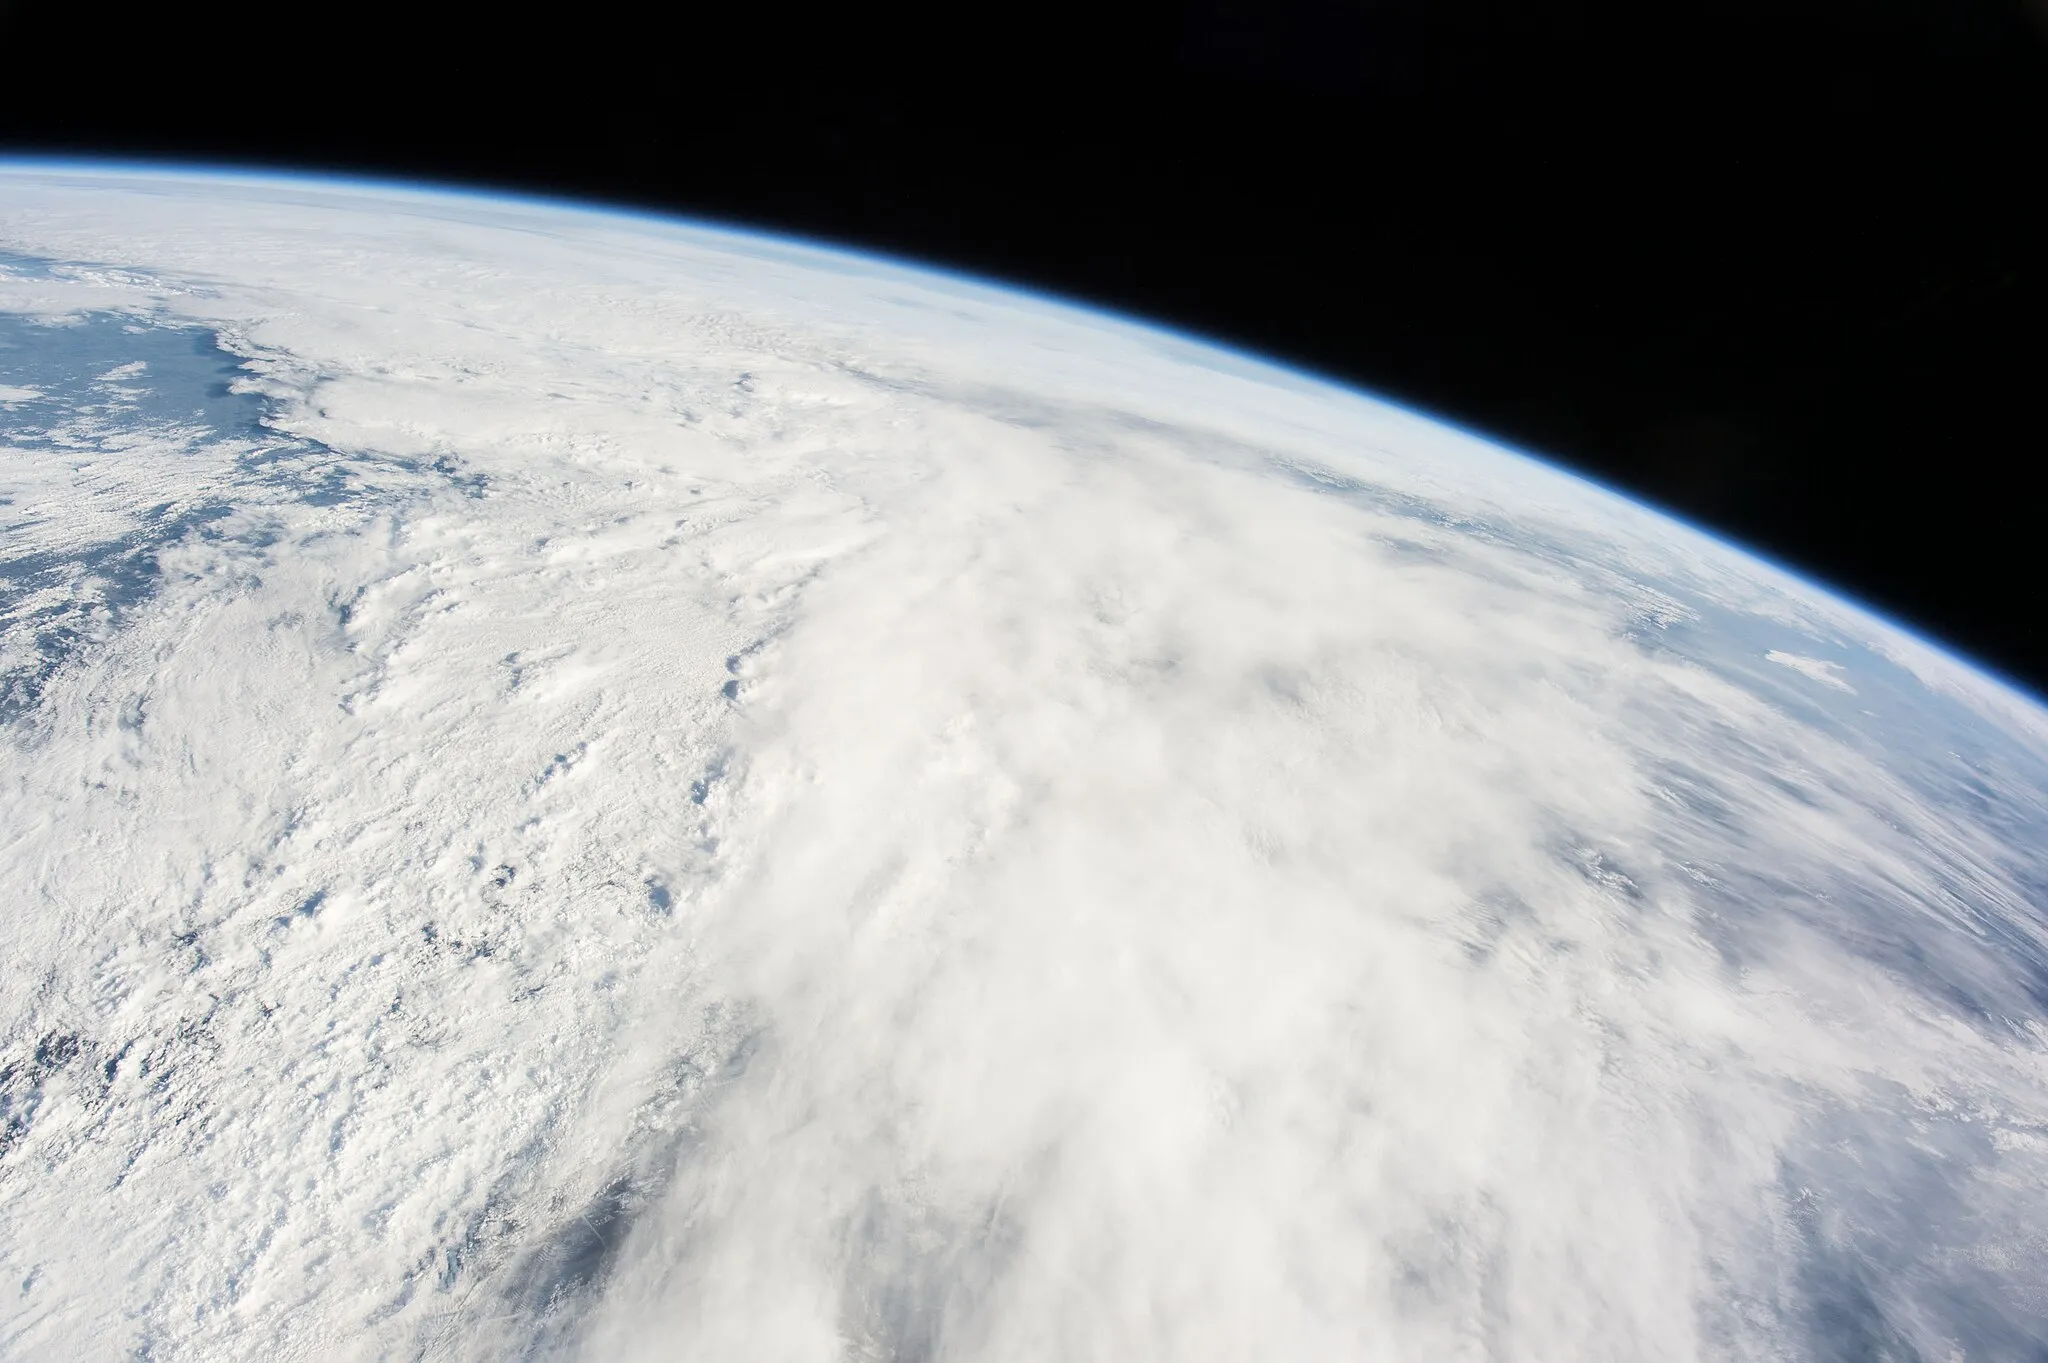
[3,0,2045,692]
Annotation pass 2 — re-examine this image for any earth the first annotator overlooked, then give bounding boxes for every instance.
[1,165,2045,1363]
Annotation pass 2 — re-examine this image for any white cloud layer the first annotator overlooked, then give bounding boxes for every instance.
[1765,650,1855,691]
[0,167,2045,1362]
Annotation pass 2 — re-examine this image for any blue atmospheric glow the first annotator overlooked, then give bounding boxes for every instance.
[0,155,2036,709]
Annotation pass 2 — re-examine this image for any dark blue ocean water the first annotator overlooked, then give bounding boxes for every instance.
[0,307,272,447]
[0,254,365,720]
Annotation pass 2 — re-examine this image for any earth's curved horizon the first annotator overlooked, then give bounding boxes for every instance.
[2,163,2045,1362]
[0,157,2029,701]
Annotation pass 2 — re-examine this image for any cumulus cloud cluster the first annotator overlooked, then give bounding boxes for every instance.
[1,169,2045,1362]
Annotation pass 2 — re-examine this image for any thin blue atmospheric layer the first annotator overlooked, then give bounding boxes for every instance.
[5,163,2042,714]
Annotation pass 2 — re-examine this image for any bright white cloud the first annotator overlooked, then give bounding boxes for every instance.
[1765,649,1855,691]
[0,168,2044,1363]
